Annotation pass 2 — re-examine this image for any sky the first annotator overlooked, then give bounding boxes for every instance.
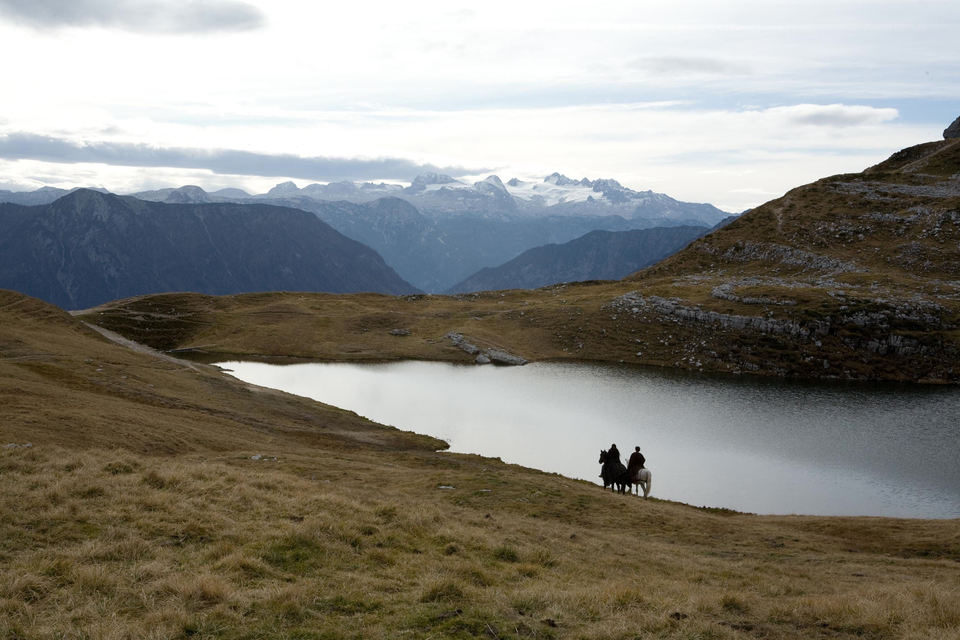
[0,0,957,212]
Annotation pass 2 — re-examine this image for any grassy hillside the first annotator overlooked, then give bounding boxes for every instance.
[3,289,960,639]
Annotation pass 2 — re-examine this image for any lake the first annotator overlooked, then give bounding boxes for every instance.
[219,360,960,518]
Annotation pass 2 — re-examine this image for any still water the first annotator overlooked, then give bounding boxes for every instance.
[220,360,960,518]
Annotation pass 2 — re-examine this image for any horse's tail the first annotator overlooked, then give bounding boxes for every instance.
[641,469,652,498]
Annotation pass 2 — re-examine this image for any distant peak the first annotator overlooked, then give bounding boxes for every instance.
[411,173,458,188]
[591,178,624,191]
[166,185,211,203]
[544,172,580,186]
[267,181,300,196]
[50,188,123,212]
[474,175,508,194]
[59,187,114,201]
[211,187,250,198]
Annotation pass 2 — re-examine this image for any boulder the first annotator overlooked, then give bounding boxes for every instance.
[485,349,528,366]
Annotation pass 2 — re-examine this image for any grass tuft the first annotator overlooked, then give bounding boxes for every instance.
[420,580,466,603]
[492,545,519,563]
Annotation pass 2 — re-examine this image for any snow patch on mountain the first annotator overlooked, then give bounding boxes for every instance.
[504,176,596,206]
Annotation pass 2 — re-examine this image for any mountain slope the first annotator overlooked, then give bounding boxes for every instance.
[0,190,417,309]
[448,226,708,293]
[0,288,440,452]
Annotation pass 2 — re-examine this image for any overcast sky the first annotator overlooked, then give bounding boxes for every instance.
[0,0,956,211]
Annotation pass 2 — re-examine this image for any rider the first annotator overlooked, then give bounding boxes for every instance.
[608,443,621,465]
[627,446,645,482]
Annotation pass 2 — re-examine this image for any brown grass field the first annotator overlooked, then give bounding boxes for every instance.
[3,286,960,640]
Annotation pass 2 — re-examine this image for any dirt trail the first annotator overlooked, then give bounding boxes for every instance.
[82,322,205,372]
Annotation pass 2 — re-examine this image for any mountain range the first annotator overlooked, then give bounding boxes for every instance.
[1,174,732,293]
[136,173,731,291]
[0,189,416,309]
[131,171,730,225]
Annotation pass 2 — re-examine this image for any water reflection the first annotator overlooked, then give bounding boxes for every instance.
[220,360,960,518]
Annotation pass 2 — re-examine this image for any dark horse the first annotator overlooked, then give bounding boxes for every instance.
[598,449,632,494]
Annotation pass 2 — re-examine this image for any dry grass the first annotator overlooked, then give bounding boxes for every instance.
[2,444,959,640]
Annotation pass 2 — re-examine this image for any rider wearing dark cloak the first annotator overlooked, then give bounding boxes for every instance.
[608,444,621,464]
[627,446,646,483]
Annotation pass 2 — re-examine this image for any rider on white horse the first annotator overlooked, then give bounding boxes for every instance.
[627,446,652,498]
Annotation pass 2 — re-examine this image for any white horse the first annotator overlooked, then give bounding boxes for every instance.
[631,469,652,498]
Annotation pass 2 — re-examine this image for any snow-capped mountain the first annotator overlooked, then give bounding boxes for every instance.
[246,173,730,226]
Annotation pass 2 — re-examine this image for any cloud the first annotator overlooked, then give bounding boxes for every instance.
[769,104,899,128]
[0,132,487,181]
[0,0,265,33]
[629,56,748,76]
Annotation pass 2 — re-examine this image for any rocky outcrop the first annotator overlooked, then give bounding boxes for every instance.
[711,282,797,306]
[445,332,527,365]
[484,348,528,366]
[701,240,864,274]
[609,292,829,340]
[608,291,952,360]
[944,116,960,139]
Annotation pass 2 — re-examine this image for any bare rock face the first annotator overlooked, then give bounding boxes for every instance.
[944,116,960,139]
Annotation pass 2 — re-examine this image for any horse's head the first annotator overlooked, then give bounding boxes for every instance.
[598,449,607,464]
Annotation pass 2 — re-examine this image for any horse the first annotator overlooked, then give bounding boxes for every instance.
[598,449,631,494]
[630,468,652,498]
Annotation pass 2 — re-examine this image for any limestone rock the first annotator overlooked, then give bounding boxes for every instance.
[485,349,528,366]
[446,332,527,365]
